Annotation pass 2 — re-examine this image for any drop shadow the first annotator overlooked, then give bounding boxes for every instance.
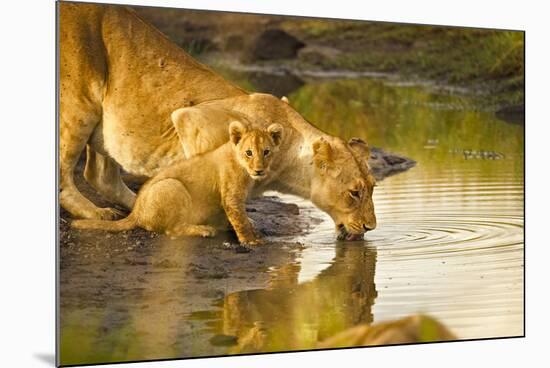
[34,353,56,366]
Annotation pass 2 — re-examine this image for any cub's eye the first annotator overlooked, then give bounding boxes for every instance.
[245,150,253,157]
[349,190,361,199]
[263,149,270,156]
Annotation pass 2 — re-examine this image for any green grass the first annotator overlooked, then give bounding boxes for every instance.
[184,39,211,57]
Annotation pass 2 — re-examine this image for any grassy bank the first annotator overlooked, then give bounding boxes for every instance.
[282,19,524,107]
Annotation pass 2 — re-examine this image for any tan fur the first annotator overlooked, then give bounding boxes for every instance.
[59,3,376,238]
[72,124,283,245]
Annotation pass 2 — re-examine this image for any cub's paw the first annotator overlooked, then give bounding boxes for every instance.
[195,225,218,238]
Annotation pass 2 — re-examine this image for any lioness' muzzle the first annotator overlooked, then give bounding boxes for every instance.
[336,224,365,241]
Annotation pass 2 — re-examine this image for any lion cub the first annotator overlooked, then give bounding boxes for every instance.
[72,121,283,245]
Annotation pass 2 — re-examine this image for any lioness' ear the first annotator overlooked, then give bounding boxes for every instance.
[229,121,246,145]
[281,96,289,104]
[348,137,370,158]
[312,137,332,169]
[170,107,188,131]
[267,123,284,146]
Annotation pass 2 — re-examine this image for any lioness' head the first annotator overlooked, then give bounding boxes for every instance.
[229,121,284,180]
[310,136,377,241]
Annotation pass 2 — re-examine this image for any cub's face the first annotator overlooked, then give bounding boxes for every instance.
[229,121,284,180]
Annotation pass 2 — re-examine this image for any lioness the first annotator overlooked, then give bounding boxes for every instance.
[59,3,376,240]
[72,122,283,245]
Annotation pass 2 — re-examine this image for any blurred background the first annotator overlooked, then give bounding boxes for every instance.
[134,5,524,117]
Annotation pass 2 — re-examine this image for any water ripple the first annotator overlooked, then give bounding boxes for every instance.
[279,163,524,340]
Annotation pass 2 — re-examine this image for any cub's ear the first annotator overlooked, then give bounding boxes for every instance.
[229,121,246,145]
[281,96,289,104]
[267,123,284,146]
[348,137,370,158]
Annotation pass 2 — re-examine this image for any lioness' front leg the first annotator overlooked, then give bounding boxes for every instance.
[221,186,263,246]
[60,111,123,220]
[84,146,136,210]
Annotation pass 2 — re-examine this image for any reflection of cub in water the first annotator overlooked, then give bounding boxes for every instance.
[221,244,377,353]
[72,122,283,245]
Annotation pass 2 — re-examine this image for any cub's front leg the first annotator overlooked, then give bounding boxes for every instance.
[221,184,263,246]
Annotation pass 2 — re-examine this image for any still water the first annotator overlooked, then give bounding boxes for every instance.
[59,78,524,365]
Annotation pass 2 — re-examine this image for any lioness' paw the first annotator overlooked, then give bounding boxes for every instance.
[94,207,126,220]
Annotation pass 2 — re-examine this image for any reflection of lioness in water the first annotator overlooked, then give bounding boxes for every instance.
[72,122,283,245]
[60,3,376,240]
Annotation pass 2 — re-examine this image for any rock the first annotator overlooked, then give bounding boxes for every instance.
[246,196,310,237]
[369,147,416,180]
[251,29,305,60]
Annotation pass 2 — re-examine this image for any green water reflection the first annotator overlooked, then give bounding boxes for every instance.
[290,79,523,169]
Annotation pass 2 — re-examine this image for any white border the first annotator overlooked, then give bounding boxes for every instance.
[1,0,547,367]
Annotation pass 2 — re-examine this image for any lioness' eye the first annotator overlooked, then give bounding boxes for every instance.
[349,190,361,199]
[263,149,270,156]
[245,150,253,157]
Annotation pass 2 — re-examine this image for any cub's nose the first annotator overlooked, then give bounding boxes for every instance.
[254,170,265,176]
